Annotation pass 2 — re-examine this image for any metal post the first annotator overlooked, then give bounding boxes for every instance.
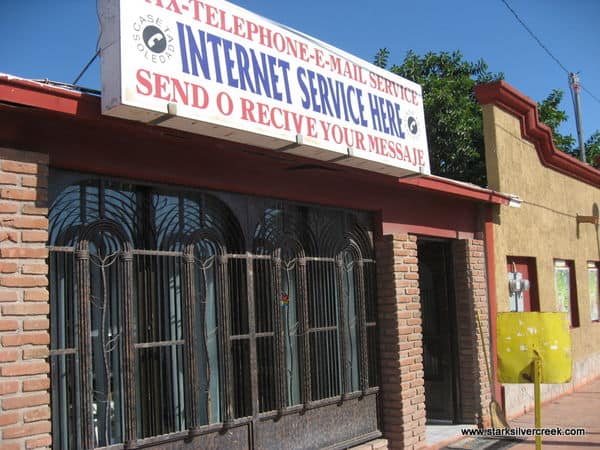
[217,254,234,427]
[569,73,587,164]
[533,350,542,450]
[271,255,287,415]
[297,257,312,408]
[336,256,349,399]
[76,244,94,450]
[246,253,259,419]
[121,249,138,449]
[355,259,369,395]
[182,248,200,437]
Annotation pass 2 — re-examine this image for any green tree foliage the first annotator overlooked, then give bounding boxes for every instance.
[585,131,600,168]
[536,89,576,153]
[375,49,502,186]
[537,90,600,168]
[373,48,389,70]
[374,49,600,186]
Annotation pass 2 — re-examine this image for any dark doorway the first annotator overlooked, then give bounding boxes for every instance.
[418,239,459,423]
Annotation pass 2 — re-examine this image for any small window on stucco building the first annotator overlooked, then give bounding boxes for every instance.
[554,259,580,327]
[589,262,599,322]
[507,256,539,312]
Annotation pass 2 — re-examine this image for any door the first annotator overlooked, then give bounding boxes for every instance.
[418,240,457,422]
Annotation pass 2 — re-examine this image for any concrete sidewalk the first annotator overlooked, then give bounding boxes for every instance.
[508,376,600,449]
[441,377,600,450]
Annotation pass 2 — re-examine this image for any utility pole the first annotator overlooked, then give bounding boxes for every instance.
[569,73,586,163]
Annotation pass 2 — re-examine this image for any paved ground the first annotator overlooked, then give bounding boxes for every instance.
[440,377,600,450]
[509,377,600,449]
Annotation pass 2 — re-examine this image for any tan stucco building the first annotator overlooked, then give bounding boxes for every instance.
[476,81,600,417]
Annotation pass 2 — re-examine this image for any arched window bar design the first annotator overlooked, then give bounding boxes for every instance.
[49,176,379,450]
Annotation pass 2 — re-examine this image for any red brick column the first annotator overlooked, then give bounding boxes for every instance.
[452,239,491,427]
[375,234,426,450]
[0,148,50,450]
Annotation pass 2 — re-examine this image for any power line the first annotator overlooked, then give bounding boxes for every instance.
[500,0,600,108]
[95,0,103,52]
[500,0,569,74]
[582,85,600,107]
[72,49,100,86]
[73,0,102,85]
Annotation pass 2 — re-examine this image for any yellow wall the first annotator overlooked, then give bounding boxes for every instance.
[482,104,600,361]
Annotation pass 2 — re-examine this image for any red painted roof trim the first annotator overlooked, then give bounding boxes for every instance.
[475,80,600,189]
[0,74,512,205]
[400,175,511,205]
[0,75,100,117]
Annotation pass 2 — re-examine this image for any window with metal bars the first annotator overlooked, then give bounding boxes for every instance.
[49,173,379,449]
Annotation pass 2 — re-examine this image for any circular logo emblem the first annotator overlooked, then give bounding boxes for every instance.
[407,116,418,135]
[142,25,167,53]
[132,15,175,64]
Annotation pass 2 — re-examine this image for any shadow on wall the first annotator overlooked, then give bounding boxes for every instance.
[576,203,599,256]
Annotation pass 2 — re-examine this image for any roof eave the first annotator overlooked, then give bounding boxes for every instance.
[0,75,513,206]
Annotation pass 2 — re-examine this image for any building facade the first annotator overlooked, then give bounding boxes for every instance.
[0,75,514,449]
[476,81,600,417]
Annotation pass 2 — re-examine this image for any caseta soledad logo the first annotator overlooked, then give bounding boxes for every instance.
[132,14,175,63]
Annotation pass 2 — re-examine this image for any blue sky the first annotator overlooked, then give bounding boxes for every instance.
[1,0,599,142]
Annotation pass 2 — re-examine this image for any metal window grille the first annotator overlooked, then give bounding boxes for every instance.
[49,175,378,449]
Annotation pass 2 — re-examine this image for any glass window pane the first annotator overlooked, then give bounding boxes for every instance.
[307,260,341,400]
[231,339,251,418]
[134,254,185,438]
[89,243,124,447]
[554,261,571,314]
[50,354,79,450]
[196,250,221,424]
[589,264,599,321]
[282,259,300,406]
[342,251,359,393]
[50,249,80,450]
[50,174,379,448]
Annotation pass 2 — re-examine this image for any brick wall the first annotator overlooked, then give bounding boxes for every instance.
[452,239,491,427]
[0,148,50,450]
[375,234,426,450]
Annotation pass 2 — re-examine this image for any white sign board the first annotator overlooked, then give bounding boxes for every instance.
[100,0,430,177]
